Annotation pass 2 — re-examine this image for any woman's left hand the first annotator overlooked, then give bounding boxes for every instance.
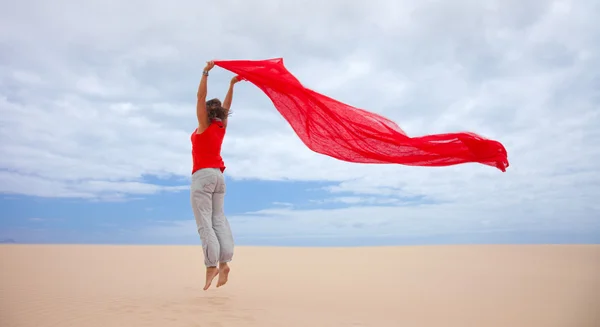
[204,60,215,72]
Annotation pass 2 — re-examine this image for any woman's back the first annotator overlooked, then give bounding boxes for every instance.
[191,120,226,174]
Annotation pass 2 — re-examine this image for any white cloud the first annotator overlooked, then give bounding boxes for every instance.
[139,200,600,243]
[1,0,599,236]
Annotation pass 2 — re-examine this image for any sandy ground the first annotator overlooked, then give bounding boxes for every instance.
[1,244,599,327]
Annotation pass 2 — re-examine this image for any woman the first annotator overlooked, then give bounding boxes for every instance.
[190,60,241,290]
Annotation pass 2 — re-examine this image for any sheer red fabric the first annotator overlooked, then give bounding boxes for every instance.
[214,58,509,172]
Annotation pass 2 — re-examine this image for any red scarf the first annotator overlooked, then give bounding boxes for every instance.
[215,58,509,172]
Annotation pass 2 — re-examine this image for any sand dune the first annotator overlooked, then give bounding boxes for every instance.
[1,244,599,327]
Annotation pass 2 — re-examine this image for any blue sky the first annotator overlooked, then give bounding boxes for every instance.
[3,177,599,246]
[1,0,599,246]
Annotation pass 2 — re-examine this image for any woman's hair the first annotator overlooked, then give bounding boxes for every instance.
[206,98,229,121]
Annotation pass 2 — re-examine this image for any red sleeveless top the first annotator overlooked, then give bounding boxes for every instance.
[191,120,226,174]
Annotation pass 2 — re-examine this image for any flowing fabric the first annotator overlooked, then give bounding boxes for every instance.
[214,58,509,172]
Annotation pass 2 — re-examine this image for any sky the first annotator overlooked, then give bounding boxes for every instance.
[1,0,599,246]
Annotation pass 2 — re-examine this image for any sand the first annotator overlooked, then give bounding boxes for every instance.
[1,244,599,327]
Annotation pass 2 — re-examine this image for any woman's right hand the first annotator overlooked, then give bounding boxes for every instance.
[204,60,215,71]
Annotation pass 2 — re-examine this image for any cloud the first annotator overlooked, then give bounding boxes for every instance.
[1,0,599,238]
[139,199,600,244]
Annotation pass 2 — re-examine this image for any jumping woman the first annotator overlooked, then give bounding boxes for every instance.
[190,60,241,290]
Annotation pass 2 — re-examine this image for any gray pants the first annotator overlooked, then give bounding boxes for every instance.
[190,168,234,267]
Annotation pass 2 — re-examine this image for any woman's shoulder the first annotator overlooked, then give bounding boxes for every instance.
[191,121,224,137]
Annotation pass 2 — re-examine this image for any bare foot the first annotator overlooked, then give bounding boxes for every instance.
[216,263,230,288]
[203,267,219,291]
